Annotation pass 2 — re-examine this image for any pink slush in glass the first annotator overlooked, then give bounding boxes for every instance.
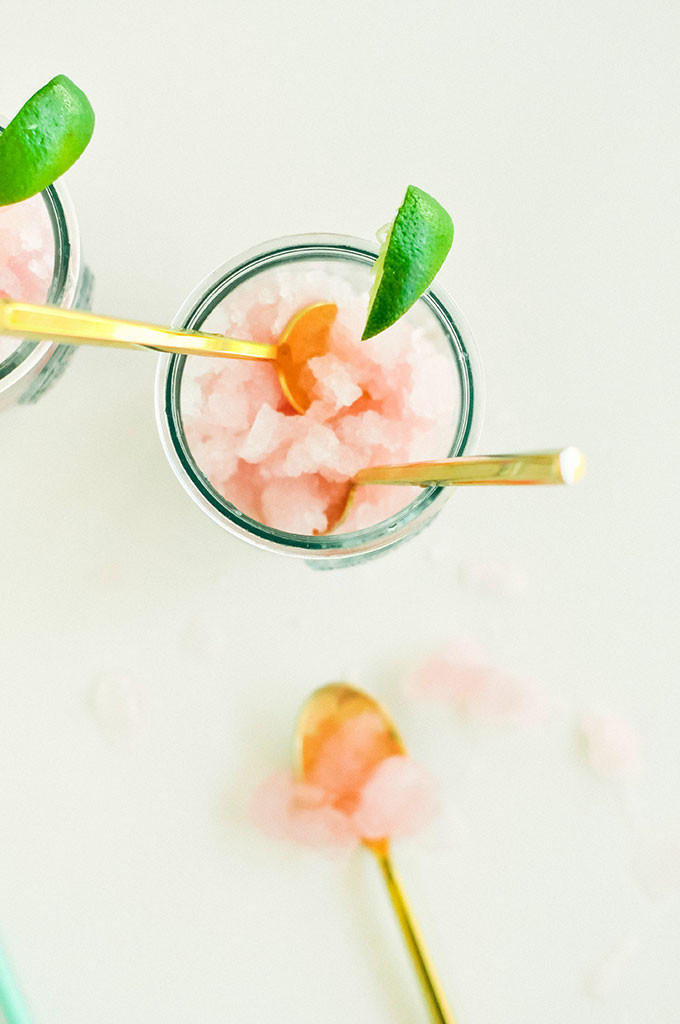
[0,117,92,408]
[156,234,483,567]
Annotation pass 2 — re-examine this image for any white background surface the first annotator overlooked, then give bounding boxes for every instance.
[1,1,679,1022]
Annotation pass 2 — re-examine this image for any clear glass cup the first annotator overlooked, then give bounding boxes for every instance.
[0,118,93,409]
[155,234,484,568]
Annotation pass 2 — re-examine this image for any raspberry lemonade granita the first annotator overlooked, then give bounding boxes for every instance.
[181,259,460,535]
[0,193,54,362]
[251,705,437,848]
[158,197,481,561]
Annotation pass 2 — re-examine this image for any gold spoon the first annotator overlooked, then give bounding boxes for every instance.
[296,682,457,1024]
[321,446,586,532]
[0,298,338,414]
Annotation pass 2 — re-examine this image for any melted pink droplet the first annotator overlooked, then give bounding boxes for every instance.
[407,639,489,705]
[351,756,438,840]
[579,710,643,783]
[480,669,549,724]
[407,638,548,724]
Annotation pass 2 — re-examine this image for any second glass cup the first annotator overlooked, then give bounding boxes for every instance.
[155,234,483,568]
[0,118,93,409]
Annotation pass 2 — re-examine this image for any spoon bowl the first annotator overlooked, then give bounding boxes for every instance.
[275,301,338,413]
[296,683,405,839]
[0,298,338,414]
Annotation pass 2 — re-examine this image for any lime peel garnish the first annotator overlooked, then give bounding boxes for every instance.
[362,185,454,340]
[0,75,94,207]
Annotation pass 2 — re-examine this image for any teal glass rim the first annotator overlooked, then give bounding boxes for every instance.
[0,118,81,383]
[155,233,484,561]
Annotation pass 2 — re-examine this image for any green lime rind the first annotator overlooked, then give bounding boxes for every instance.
[362,185,453,340]
[0,75,94,207]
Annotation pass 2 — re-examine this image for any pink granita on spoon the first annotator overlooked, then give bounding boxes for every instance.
[251,709,437,849]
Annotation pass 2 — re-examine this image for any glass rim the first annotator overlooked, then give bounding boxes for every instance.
[0,116,81,383]
[155,232,485,560]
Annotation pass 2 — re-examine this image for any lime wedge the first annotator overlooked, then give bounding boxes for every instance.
[0,75,94,207]
[362,185,453,340]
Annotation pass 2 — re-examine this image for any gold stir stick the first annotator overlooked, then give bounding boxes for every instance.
[322,447,586,532]
[296,683,457,1024]
[0,298,338,414]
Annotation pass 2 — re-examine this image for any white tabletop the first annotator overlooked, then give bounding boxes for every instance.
[1,1,679,1022]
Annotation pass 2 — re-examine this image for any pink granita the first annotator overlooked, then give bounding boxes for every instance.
[250,710,438,849]
[182,263,459,534]
[0,193,54,361]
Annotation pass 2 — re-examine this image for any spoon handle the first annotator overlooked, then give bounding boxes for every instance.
[354,448,584,487]
[373,847,457,1024]
[0,299,278,361]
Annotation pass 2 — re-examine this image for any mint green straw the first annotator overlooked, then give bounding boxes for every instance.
[0,945,33,1024]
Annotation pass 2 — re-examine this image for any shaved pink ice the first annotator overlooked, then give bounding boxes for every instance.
[250,771,357,848]
[304,709,396,813]
[250,711,438,849]
[351,756,438,840]
[407,637,550,724]
[182,265,458,534]
[0,194,54,362]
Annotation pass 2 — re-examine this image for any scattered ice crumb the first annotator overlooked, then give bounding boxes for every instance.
[250,771,356,849]
[584,934,639,1001]
[630,827,680,898]
[351,756,438,840]
[88,672,146,746]
[457,556,530,598]
[407,638,550,725]
[578,710,643,783]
